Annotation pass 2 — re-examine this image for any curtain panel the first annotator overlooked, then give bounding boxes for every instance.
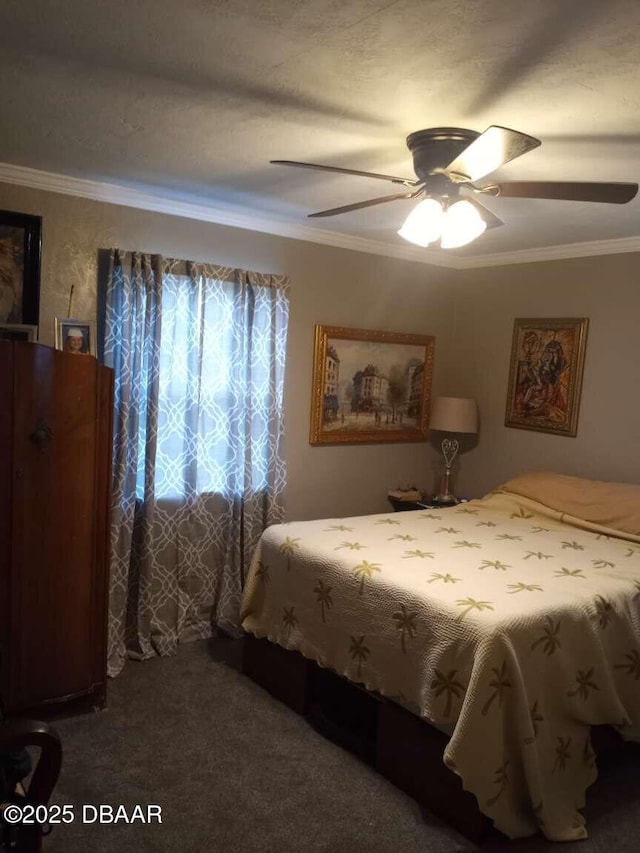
[104,250,289,676]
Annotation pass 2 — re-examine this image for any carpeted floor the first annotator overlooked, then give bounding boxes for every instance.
[42,638,640,853]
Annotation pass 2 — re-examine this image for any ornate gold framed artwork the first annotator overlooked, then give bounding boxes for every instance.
[505,317,589,437]
[310,324,435,445]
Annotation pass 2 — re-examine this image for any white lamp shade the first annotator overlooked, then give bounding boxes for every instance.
[430,396,478,434]
[398,198,487,250]
[397,198,444,247]
[440,200,487,249]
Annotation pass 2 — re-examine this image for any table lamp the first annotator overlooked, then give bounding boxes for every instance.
[429,396,478,504]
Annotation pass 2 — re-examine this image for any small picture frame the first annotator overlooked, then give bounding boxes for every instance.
[0,323,38,342]
[54,318,96,356]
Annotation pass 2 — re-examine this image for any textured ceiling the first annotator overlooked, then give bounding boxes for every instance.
[1,0,640,264]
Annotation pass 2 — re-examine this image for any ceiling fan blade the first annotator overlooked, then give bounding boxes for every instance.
[271,160,418,186]
[308,190,422,218]
[445,126,541,182]
[487,181,638,204]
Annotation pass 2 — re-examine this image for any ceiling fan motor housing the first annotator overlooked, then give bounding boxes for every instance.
[406,127,480,192]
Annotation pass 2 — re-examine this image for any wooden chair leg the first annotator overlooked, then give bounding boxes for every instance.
[0,719,62,853]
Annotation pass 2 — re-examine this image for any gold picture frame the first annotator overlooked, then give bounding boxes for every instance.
[505,317,589,437]
[310,324,435,446]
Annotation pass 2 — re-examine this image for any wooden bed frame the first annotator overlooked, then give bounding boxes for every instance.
[242,633,492,842]
[242,633,625,844]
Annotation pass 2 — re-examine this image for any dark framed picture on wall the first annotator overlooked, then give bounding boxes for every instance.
[504,317,589,437]
[309,324,435,445]
[54,318,96,356]
[0,209,42,328]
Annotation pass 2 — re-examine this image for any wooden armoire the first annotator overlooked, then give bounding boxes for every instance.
[0,342,113,717]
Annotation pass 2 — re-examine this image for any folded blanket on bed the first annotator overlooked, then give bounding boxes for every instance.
[498,471,640,537]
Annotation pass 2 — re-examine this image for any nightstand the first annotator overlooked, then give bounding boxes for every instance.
[388,496,467,512]
[387,495,426,512]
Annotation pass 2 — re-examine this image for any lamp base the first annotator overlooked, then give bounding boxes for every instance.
[432,492,459,506]
[435,461,458,506]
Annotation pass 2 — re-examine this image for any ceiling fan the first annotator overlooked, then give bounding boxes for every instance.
[271,126,638,248]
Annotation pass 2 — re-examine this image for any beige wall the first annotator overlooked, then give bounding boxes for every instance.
[6,181,635,515]
[0,182,457,520]
[448,253,640,498]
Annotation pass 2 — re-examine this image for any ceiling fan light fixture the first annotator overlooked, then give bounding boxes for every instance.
[397,198,444,246]
[439,199,487,248]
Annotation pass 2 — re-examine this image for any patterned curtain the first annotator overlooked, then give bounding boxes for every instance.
[104,250,289,676]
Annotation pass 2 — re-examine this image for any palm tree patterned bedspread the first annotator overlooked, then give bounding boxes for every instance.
[240,489,640,842]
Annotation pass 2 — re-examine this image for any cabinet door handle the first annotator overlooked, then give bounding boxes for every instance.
[29,418,53,450]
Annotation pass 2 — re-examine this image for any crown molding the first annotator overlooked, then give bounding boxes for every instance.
[1,161,639,269]
[453,234,640,268]
[0,162,453,268]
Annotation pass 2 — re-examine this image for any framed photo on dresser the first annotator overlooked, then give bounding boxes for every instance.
[0,323,38,342]
[54,317,96,356]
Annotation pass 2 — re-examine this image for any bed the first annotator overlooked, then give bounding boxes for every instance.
[240,472,640,842]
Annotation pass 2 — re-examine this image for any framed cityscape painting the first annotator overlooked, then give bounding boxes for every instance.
[504,317,589,437]
[309,324,435,445]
